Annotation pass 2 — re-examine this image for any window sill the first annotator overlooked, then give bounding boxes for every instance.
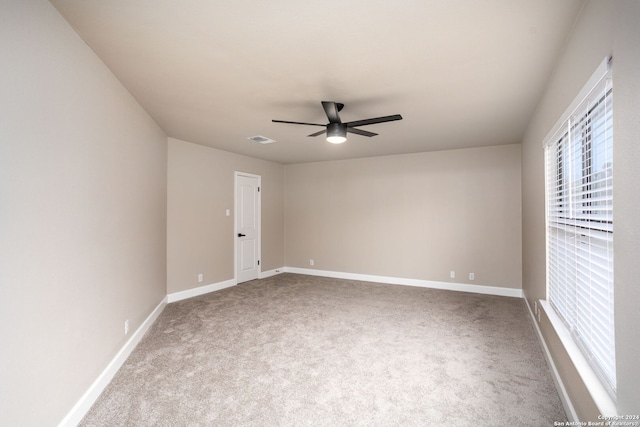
[538,300,616,417]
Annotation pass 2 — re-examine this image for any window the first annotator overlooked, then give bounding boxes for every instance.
[544,59,614,397]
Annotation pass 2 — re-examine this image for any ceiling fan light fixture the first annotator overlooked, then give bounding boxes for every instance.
[327,135,346,144]
[326,123,347,144]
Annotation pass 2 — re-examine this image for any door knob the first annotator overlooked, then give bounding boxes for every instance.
[238,233,246,237]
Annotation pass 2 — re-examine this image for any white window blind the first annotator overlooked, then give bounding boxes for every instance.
[544,61,615,396]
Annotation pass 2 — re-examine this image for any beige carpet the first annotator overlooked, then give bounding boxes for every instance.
[80,273,566,426]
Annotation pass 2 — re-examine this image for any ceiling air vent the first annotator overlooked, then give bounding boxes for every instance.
[247,135,275,144]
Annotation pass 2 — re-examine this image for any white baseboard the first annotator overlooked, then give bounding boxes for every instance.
[167,271,285,303]
[259,267,285,279]
[167,278,236,303]
[525,300,578,421]
[57,296,167,427]
[284,267,523,298]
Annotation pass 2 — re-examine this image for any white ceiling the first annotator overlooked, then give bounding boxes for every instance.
[50,0,584,164]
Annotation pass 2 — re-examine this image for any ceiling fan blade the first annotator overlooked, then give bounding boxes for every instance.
[307,129,327,137]
[272,119,325,127]
[321,101,342,123]
[347,127,378,137]
[345,114,403,128]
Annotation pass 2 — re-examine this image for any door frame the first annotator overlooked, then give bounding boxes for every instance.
[234,171,261,283]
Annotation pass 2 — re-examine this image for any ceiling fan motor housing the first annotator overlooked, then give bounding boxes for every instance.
[326,122,347,144]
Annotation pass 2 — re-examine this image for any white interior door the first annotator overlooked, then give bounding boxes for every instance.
[235,173,260,283]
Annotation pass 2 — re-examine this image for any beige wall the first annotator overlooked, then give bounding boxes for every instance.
[167,138,284,293]
[285,145,522,289]
[521,0,640,417]
[0,1,168,425]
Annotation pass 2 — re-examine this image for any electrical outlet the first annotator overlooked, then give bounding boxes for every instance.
[469,272,475,280]
[124,320,129,335]
[198,273,203,282]
[309,259,314,266]
[450,270,455,279]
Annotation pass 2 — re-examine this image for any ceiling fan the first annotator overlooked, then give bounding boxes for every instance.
[272,101,402,144]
